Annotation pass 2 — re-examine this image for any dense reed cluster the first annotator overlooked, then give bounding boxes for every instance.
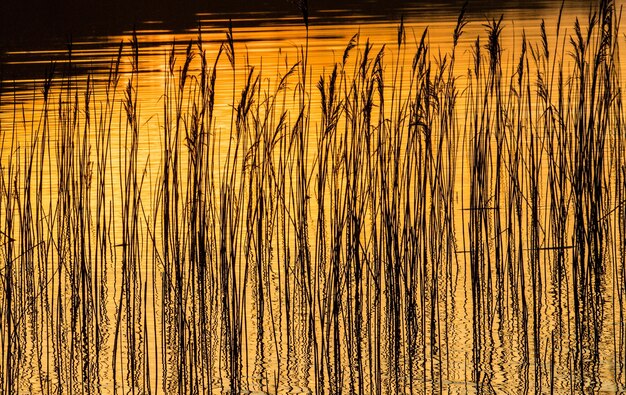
[1,1,626,393]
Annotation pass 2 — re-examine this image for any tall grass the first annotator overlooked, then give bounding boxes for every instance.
[1,1,625,393]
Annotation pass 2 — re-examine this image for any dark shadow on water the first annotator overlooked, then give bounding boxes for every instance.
[0,0,589,51]
[0,0,589,84]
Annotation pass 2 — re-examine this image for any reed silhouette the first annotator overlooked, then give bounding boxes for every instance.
[1,1,625,393]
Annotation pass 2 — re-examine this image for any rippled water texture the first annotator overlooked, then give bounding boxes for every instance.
[1,0,626,393]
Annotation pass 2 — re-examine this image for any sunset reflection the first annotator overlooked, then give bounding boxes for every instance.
[0,1,625,394]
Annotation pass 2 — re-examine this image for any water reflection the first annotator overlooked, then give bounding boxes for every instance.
[1,0,591,81]
[1,0,625,394]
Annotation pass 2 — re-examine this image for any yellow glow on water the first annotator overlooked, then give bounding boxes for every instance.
[1,1,625,393]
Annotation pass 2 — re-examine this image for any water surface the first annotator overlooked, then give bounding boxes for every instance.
[1,1,625,394]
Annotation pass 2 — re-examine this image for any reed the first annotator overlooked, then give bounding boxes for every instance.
[1,1,625,393]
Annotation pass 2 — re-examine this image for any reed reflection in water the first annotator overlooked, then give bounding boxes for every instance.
[1,1,626,393]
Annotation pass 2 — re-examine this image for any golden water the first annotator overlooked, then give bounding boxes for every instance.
[1,1,625,393]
